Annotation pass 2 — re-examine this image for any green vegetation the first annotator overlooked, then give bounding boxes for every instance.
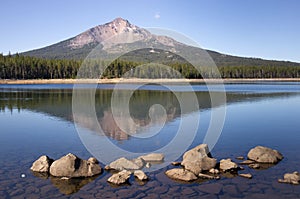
[1,53,300,79]
[0,53,80,79]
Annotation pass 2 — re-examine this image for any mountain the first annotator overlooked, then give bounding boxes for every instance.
[22,17,300,68]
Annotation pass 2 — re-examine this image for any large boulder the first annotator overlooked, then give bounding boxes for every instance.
[181,144,217,175]
[219,158,239,172]
[105,157,142,171]
[165,168,197,182]
[247,146,283,163]
[31,155,53,173]
[107,170,132,185]
[49,153,102,178]
[278,171,300,185]
[138,153,164,162]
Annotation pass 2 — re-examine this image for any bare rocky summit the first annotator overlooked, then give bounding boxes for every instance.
[68,18,152,49]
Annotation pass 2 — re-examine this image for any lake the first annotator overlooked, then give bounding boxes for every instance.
[0,82,300,198]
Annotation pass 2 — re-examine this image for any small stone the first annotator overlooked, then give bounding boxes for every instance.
[145,162,151,168]
[219,158,239,172]
[107,170,132,185]
[239,173,252,179]
[249,163,260,169]
[87,157,98,164]
[236,156,244,160]
[209,168,219,174]
[134,170,148,181]
[138,153,164,162]
[239,160,255,165]
[165,168,197,182]
[199,173,220,180]
[171,162,181,166]
[106,157,141,171]
[278,171,300,185]
[60,177,70,180]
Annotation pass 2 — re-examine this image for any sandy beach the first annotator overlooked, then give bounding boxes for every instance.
[0,78,300,84]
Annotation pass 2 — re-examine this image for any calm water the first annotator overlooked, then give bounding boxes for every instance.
[0,82,300,198]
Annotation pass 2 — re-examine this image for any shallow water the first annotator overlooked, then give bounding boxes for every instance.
[0,82,300,198]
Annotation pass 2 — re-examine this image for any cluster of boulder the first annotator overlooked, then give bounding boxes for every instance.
[30,152,164,186]
[31,144,299,187]
[30,153,102,178]
[105,153,164,185]
[165,144,247,181]
[165,144,299,185]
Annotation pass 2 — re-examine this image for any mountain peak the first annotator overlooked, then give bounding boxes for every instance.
[68,17,150,49]
[103,17,133,31]
[111,17,130,24]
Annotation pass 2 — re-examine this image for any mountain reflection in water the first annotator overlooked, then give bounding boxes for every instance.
[0,86,297,141]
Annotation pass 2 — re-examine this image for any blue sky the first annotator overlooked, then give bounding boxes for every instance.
[1,0,300,62]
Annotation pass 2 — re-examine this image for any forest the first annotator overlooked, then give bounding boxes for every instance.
[1,53,300,79]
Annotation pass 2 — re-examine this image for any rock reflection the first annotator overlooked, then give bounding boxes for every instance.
[50,176,98,195]
[31,171,49,180]
[32,171,99,195]
[249,163,277,170]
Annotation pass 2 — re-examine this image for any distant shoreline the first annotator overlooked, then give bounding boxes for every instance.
[0,78,300,84]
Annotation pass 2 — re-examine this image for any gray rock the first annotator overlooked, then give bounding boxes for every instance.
[171,161,181,166]
[181,144,217,175]
[184,156,217,175]
[87,157,98,164]
[219,158,239,172]
[239,173,252,179]
[165,168,198,182]
[49,153,102,177]
[145,162,151,168]
[278,171,300,185]
[247,146,283,163]
[131,158,145,168]
[30,155,53,173]
[239,160,255,165]
[105,157,141,171]
[199,173,220,180]
[236,156,244,160]
[249,163,260,169]
[209,168,220,174]
[134,170,148,180]
[107,170,131,185]
[138,153,164,162]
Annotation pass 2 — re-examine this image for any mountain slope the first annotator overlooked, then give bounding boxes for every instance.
[22,18,300,68]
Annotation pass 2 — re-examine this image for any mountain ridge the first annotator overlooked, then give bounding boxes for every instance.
[22,18,300,68]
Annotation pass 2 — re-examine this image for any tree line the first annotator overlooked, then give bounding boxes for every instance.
[1,53,300,79]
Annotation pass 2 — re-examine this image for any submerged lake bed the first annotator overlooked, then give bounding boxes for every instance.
[0,82,300,198]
